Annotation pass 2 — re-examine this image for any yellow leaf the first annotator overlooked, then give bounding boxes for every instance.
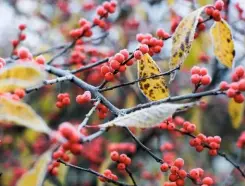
[169,7,205,82]
[0,62,46,93]
[137,54,169,101]
[16,150,52,186]
[228,99,244,129]
[167,0,175,5]
[0,97,51,134]
[210,19,235,68]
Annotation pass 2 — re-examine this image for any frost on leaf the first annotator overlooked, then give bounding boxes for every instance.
[98,102,197,128]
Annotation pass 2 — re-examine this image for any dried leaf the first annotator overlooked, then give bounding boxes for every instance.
[0,62,46,93]
[210,19,235,68]
[138,54,169,101]
[16,150,52,186]
[98,102,197,128]
[169,7,205,82]
[228,99,244,129]
[0,97,51,134]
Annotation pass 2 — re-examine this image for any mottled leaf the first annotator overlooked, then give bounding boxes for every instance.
[228,99,244,129]
[0,97,51,134]
[98,102,197,128]
[138,54,169,101]
[210,19,235,68]
[169,7,205,82]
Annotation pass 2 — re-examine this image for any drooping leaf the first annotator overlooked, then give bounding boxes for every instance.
[138,54,169,101]
[98,102,197,128]
[0,62,46,93]
[228,99,244,129]
[169,7,205,82]
[0,97,51,134]
[210,19,235,68]
[16,150,52,186]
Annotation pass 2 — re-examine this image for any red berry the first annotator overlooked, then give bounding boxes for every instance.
[176,179,185,186]
[191,66,201,75]
[134,50,143,60]
[212,10,221,21]
[62,97,70,105]
[18,47,29,59]
[226,88,236,98]
[104,72,114,81]
[215,0,224,11]
[234,93,244,103]
[208,149,217,156]
[124,157,132,165]
[120,49,129,59]
[110,60,120,70]
[156,28,165,38]
[139,44,149,54]
[117,163,126,170]
[110,151,119,161]
[119,154,127,163]
[205,7,214,16]
[101,65,110,75]
[201,75,211,85]
[14,88,26,98]
[235,66,245,77]
[18,24,26,31]
[114,53,125,63]
[219,81,229,90]
[189,169,199,179]
[36,55,45,64]
[178,169,187,178]
[174,158,184,169]
[191,74,201,84]
[200,68,208,76]
[239,79,245,91]
[56,101,63,108]
[202,177,214,185]
[160,163,169,172]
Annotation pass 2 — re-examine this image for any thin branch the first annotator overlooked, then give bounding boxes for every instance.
[125,168,137,186]
[57,159,134,186]
[99,65,181,92]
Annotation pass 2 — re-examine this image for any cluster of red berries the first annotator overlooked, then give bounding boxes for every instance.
[56,93,71,108]
[99,169,118,182]
[159,117,177,131]
[69,45,86,64]
[0,89,26,101]
[160,158,187,186]
[189,168,214,186]
[0,58,6,69]
[219,66,245,103]
[190,66,211,86]
[100,49,132,81]
[135,33,164,57]
[49,122,83,175]
[76,91,92,104]
[110,151,132,171]
[235,3,245,21]
[205,0,224,22]
[12,24,27,56]
[190,134,221,156]
[96,103,109,119]
[93,1,117,30]
[70,18,93,38]
[108,142,136,153]
[237,131,245,149]
[156,28,171,40]
[17,47,32,60]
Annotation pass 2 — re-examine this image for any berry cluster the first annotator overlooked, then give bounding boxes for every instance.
[100,49,132,81]
[194,17,207,39]
[49,122,83,175]
[93,1,117,30]
[135,33,164,57]
[219,66,245,103]
[70,18,93,38]
[56,93,71,108]
[190,66,211,86]
[189,168,214,186]
[237,131,245,149]
[205,0,224,22]
[12,24,27,56]
[99,169,118,182]
[110,151,132,171]
[76,91,92,104]
[96,103,109,119]
[0,58,6,69]
[0,88,26,101]
[108,142,136,154]
[159,117,177,131]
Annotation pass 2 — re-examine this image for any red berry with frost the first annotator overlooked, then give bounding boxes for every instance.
[139,44,149,54]
[201,75,211,85]
[160,163,169,172]
[117,163,126,170]
[105,72,114,81]
[219,81,229,90]
[202,177,214,185]
[191,74,201,84]
[234,93,244,103]
[215,0,224,11]
[134,50,143,60]
[110,151,119,161]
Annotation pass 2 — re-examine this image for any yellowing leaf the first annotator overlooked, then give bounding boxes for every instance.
[210,19,235,68]
[98,102,197,128]
[138,54,169,101]
[228,99,244,129]
[169,7,205,82]
[0,97,51,134]
[0,62,46,93]
[16,150,52,186]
